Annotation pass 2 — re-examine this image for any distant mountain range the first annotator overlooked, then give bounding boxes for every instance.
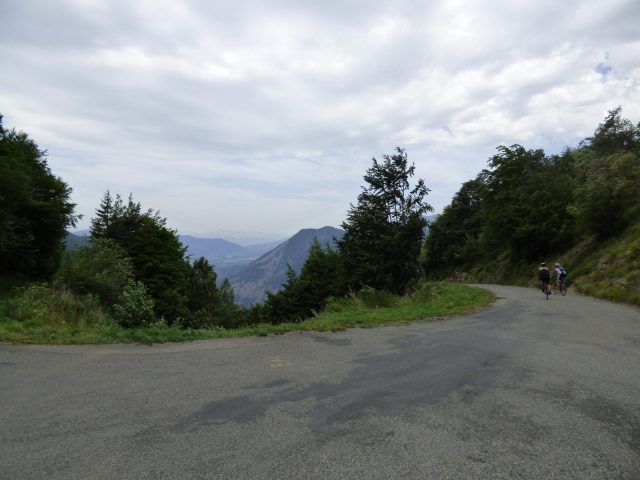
[64,232,90,249]
[179,235,285,279]
[229,226,345,306]
[179,235,282,261]
[64,232,281,275]
[64,227,343,307]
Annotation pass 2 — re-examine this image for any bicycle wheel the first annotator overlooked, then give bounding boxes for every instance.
[545,286,550,300]
[560,281,567,296]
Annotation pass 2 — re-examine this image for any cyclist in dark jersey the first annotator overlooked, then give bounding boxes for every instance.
[538,263,551,293]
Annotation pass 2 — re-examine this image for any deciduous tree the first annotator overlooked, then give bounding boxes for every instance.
[0,115,78,278]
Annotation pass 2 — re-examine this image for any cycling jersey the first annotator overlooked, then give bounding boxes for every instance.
[539,267,550,281]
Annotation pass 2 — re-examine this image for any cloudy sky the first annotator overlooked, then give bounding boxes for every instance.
[1,0,639,242]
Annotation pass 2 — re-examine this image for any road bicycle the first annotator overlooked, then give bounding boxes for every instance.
[540,280,551,300]
[554,277,568,296]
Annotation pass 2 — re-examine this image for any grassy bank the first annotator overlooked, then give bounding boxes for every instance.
[0,282,494,345]
[568,221,640,304]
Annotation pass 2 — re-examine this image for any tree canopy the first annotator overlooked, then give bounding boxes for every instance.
[90,192,191,322]
[339,147,432,293]
[0,115,78,278]
[88,191,238,325]
[424,107,640,272]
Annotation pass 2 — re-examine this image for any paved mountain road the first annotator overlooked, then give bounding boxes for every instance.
[1,285,639,479]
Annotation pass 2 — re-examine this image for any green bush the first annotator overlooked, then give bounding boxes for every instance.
[56,238,134,307]
[111,279,156,328]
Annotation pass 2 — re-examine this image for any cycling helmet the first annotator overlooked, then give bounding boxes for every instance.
[540,262,546,267]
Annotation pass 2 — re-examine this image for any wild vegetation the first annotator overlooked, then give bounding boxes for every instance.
[2,107,636,344]
[1,119,487,343]
[0,115,78,278]
[0,282,492,344]
[423,107,640,305]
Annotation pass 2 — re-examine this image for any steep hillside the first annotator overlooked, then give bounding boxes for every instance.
[566,220,640,304]
[230,226,344,306]
[434,219,640,306]
[243,240,284,256]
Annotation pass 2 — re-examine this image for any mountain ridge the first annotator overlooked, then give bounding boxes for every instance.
[229,226,345,306]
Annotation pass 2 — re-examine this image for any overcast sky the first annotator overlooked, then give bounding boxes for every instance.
[1,0,639,242]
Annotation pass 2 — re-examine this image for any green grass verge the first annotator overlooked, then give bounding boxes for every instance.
[0,282,495,345]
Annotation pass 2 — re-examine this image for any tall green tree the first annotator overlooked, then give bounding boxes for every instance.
[572,107,640,237]
[423,178,484,270]
[338,148,432,293]
[90,192,147,245]
[573,149,640,237]
[90,192,191,322]
[584,106,639,156]
[127,215,191,322]
[0,115,78,278]
[187,257,220,313]
[478,144,577,259]
[183,256,239,328]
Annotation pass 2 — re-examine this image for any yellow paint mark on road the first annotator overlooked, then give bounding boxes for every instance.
[267,355,291,368]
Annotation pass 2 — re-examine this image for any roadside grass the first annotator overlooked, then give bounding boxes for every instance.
[0,282,495,345]
[303,282,495,331]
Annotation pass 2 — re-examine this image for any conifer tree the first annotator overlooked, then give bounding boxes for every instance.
[89,191,190,322]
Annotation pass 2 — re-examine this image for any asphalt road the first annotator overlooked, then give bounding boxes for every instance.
[1,285,639,479]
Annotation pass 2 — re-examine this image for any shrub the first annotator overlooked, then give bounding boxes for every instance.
[357,286,400,308]
[323,295,354,314]
[185,304,242,329]
[410,283,437,302]
[56,238,134,307]
[111,279,156,328]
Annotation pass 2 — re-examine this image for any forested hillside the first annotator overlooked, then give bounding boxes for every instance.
[423,107,640,305]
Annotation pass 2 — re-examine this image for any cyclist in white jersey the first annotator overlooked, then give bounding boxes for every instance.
[554,262,567,292]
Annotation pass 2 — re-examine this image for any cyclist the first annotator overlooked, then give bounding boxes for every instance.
[538,263,551,294]
[554,262,567,293]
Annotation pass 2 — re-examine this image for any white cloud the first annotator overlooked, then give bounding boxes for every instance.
[1,0,639,239]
